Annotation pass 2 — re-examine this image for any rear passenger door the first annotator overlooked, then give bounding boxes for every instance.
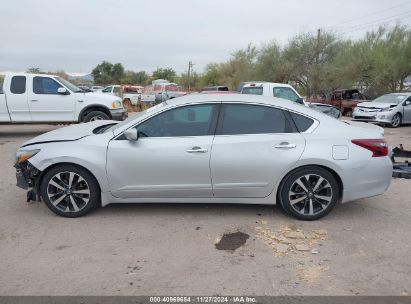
[210,103,306,198]
[5,75,31,121]
[28,76,75,121]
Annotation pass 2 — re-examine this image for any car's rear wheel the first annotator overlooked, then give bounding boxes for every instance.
[390,113,401,128]
[279,167,339,220]
[40,165,100,218]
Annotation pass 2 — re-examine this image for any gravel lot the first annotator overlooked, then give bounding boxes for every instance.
[0,122,410,296]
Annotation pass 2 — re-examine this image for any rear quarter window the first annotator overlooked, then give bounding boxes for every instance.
[10,76,26,94]
[290,112,314,132]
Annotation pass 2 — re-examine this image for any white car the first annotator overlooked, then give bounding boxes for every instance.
[241,82,305,105]
[0,73,127,123]
[14,94,392,220]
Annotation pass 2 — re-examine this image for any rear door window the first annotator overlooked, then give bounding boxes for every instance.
[33,77,63,94]
[217,104,293,135]
[241,86,263,95]
[10,76,26,94]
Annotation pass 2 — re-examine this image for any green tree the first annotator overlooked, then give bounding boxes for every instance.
[26,67,43,74]
[283,31,340,96]
[200,63,223,87]
[219,44,257,89]
[121,70,149,85]
[152,68,176,82]
[254,41,291,83]
[91,61,125,85]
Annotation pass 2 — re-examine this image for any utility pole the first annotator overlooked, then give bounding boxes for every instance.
[315,28,321,97]
[187,61,194,92]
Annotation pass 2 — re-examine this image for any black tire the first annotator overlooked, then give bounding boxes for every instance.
[344,109,352,117]
[83,110,110,123]
[390,113,401,128]
[40,165,100,218]
[278,166,339,221]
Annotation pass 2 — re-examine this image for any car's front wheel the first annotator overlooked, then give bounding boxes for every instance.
[279,166,339,220]
[40,165,100,218]
[83,111,110,122]
[390,113,402,128]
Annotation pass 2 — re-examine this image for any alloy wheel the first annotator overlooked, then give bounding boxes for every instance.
[288,174,333,216]
[391,114,401,127]
[46,171,91,213]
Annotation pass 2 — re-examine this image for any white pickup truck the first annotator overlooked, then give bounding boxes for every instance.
[241,82,305,105]
[0,73,127,123]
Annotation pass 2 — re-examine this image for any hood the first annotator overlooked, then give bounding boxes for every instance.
[21,120,118,147]
[357,102,397,109]
[76,92,122,104]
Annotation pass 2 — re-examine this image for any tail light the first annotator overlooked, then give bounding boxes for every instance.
[351,139,389,157]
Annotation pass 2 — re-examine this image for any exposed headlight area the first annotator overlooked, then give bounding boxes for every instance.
[15,149,40,164]
[15,149,42,201]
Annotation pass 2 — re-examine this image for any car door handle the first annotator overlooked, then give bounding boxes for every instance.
[30,99,38,102]
[274,142,297,149]
[186,147,208,153]
[77,100,84,102]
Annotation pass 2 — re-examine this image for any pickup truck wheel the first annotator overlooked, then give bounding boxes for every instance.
[40,165,100,218]
[344,109,352,117]
[390,113,401,128]
[83,111,110,122]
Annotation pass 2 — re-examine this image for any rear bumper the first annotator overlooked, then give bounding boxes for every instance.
[342,156,392,203]
[110,109,128,121]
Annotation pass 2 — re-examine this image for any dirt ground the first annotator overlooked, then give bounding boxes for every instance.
[0,122,410,296]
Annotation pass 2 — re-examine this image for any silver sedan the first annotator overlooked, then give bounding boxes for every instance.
[353,93,411,127]
[15,94,392,220]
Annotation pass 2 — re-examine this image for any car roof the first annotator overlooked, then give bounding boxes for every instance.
[242,82,292,87]
[165,93,321,116]
[385,92,411,96]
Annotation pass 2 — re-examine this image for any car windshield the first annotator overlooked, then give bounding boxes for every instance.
[55,77,83,93]
[373,94,407,104]
[242,86,263,95]
[104,102,168,133]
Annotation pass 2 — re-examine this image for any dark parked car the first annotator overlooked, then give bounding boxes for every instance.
[308,103,342,119]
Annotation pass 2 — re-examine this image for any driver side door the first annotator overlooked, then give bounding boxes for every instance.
[106,103,219,199]
[28,76,75,121]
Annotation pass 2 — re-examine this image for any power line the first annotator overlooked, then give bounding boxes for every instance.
[337,10,411,36]
[324,1,411,30]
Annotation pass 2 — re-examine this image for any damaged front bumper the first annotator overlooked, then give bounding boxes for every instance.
[15,161,42,202]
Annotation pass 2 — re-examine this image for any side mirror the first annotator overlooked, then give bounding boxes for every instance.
[404,100,411,106]
[296,97,305,105]
[57,87,69,95]
[124,128,139,141]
